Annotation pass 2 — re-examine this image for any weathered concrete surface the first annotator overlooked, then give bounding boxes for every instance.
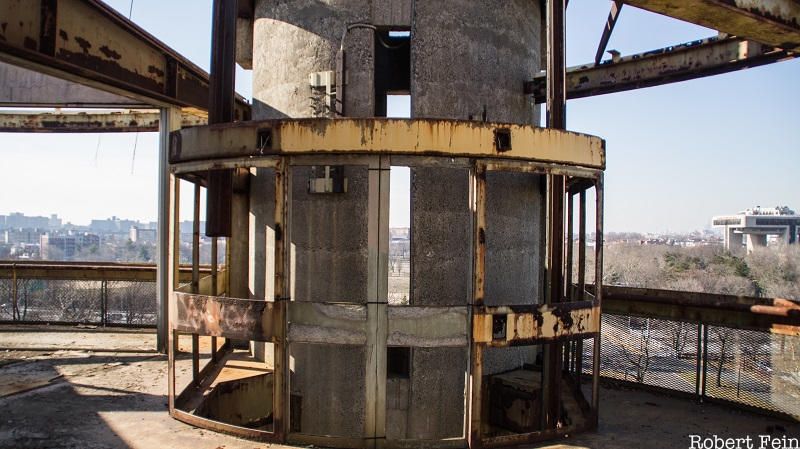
[407,347,468,439]
[248,167,276,302]
[248,167,276,363]
[410,166,471,306]
[252,0,373,119]
[290,165,369,303]
[485,171,544,306]
[2,326,798,449]
[411,0,541,124]
[289,343,366,437]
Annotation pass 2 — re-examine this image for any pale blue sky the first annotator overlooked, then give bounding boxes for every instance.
[0,0,797,232]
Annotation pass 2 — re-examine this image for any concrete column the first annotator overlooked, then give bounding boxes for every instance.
[252,0,373,118]
[746,233,767,253]
[728,229,743,254]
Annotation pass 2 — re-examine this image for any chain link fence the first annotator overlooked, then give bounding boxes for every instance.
[586,313,800,419]
[0,276,156,326]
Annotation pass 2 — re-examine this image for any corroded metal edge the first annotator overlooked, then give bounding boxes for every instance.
[169,118,606,170]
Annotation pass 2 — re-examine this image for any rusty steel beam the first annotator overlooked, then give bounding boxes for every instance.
[599,285,800,336]
[0,109,206,132]
[594,1,624,66]
[621,0,800,51]
[0,61,149,108]
[0,0,250,118]
[473,300,600,346]
[526,36,795,103]
[0,261,208,282]
[205,0,238,238]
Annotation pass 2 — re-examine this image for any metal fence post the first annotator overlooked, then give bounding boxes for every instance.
[695,322,702,398]
[101,280,108,326]
[11,264,18,321]
[701,324,709,401]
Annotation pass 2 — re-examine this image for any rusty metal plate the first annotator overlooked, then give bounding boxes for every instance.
[474,301,600,346]
[170,118,605,169]
[173,292,276,341]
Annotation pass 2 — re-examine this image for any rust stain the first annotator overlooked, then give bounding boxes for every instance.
[148,65,165,77]
[99,45,122,60]
[74,36,91,53]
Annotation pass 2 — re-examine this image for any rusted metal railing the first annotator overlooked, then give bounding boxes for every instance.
[0,261,210,327]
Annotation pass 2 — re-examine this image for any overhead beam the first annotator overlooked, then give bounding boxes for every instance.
[0,0,250,118]
[0,61,149,108]
[0,109,206,133]
[526,36,795,103]
[621,0,800,51]
[594,1,624,66]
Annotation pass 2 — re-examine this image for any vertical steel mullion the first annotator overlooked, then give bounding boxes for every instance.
[578,191,586,299]
[191,183,201,384]
[544,0,567,428]
[192,184,201,292]
[167,172,180,412]
[566,191,574,297]
[591,177,604,426]
[210,236,218,361]
[469,162,486,448]
[565,193,575,376]
[157,107,182,353]
[574,190,587,380]
[273,157,288,439]
[366,156,389,447]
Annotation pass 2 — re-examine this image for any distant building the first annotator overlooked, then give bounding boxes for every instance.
[3,228,45,245]
[712,206,800,253]
[48,214,62,230]
[90,216,139,234]
[130,226,157,243]
[5,212,49,230]
[39,232,99,260]
[40,233,77,260]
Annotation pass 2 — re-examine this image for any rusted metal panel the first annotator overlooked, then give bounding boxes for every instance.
[0,0,250,116]
[170,118,606,169]
[386,306,469,347]
[287,302,367,345]
[473,301,600,345]
[0,109,206,132]
[622,0,800,51]
[173,292,277,341]
[0,0,41,50]
[527,36,795,103]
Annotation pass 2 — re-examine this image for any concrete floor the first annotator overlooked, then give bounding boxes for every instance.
[0,326,797,449]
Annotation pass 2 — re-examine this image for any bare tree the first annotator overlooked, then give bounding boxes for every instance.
[622,317,653,383]
[711,327,734,387]
[670,321,691,359]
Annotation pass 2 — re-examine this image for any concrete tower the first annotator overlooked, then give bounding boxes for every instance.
[167,0,605,447]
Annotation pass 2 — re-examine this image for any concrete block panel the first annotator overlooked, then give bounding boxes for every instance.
[290,165,369,303]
